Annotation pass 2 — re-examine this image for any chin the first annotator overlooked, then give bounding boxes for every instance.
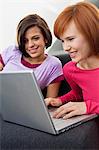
[71,58,77,62]
[29,54,39,58]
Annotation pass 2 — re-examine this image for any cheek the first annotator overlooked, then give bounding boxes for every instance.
[40,41,46,47]
[73,39,83,49]
[25,43,28,49]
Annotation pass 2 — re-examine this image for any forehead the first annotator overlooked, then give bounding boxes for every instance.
[25,26,42,36]
[60,21,81,39]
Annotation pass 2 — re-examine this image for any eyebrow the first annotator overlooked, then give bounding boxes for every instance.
[60,36,75,41]
[25,34,40,39]
[65,36,75,39]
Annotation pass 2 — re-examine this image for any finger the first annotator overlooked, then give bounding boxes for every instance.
[51,101,57,106]
[50,99,61,106]
[44,100,48,106]
[63,110,78,119]
[45,100,50,106]
[54,107,73,118]
[53,106,64,118]
[51,101,59,106]
[53,103,76,118]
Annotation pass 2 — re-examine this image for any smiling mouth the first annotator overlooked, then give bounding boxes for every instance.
[28,46,39,52]
[69,51,77,58]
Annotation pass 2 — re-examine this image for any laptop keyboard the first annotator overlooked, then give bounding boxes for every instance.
[48,107,98,131]
[48,108,67,127]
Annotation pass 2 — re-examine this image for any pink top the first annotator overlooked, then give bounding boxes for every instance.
[59,61,99,114]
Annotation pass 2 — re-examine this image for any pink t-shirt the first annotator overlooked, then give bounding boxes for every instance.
[0,45,63,89]
[59,61,99,114]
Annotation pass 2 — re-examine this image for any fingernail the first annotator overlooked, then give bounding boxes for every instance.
[63,116,66,119]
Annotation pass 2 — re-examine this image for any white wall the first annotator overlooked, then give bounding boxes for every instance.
[0,0,84,114]
[0,0,83,52]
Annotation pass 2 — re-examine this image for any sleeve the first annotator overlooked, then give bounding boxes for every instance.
[50,75,64,83]
[0,54,5,66]
[0,45,16,65]
[85,100,99,114]
[46,57,63,85]
[59,90,79,103]
[59,63,83,103]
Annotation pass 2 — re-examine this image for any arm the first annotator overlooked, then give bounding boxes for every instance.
[59,62,83,103]
[86,100,99,114]
[0,62,4,71]
[45,62,83,106]
[59,90,81,103]
[46,82,61,98]
[46,74,64,98]
[45,56,64,98]
[0,54,4,71]
[59,79,83,104]
[45,76,82,106]
[0,45,17,68]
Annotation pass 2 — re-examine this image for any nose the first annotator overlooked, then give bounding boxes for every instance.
[64,45,71,52]
[62,41,71,52]
[28,40,35,48]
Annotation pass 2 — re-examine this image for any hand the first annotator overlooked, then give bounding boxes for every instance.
[44,97,62,107]
[53,101,87,119]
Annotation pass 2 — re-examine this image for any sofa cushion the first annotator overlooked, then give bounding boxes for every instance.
[55,53,71,96]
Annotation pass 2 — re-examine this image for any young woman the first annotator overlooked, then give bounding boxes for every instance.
[0,14,63,97]
[45,2,99,119]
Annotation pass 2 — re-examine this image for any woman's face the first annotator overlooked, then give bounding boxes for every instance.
[60,21,94,63]
[24,26,47,59]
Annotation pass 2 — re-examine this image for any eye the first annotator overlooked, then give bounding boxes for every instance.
[61,40,64,43]
[33,36,40,40]
[68,37,74,41]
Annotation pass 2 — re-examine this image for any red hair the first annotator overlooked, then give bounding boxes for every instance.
[54,2,99,53]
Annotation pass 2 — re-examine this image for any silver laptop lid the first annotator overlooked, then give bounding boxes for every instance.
[0,70,56,134]
[0,71,97,135]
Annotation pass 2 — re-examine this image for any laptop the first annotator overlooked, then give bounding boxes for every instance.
[0,70,98,135]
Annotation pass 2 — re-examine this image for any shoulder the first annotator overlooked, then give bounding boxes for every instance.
[47,55,62,66]
[63,61,75,68]
[1,45,21,64]
[43,55,63,74]
[63,61,76,72]
[1,45,20,55]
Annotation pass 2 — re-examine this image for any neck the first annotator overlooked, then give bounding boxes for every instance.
[23,55,47,64]
[77,54,99,70]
